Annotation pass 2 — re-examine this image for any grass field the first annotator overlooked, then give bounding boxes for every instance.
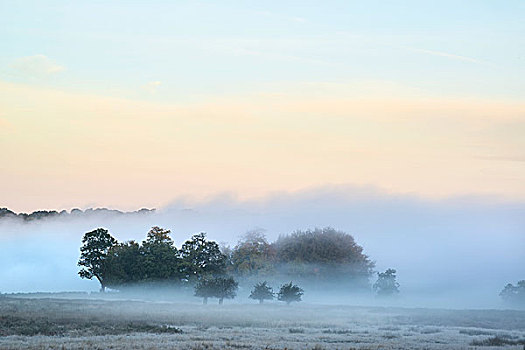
[0,295,524,349]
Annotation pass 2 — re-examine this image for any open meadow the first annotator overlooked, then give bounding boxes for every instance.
[0,295,524,350]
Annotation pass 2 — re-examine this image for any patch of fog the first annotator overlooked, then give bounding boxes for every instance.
[0,185,523,309]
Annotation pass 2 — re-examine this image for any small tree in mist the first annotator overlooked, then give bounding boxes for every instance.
[78,228,117,292]
[194,276,238,304]
[277,282,304,305]
[249,281,274,304]
[373,268,400,296]
[214,276,238,304]
[194,278,214,304]
[500,280,525,306]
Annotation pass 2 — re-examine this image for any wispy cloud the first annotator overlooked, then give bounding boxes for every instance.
[407,47,481,64]
[9,55,65,78]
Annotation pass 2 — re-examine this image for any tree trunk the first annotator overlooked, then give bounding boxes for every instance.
[203,297,208,305]
[286,301,291,305]
[96,276,105,293]
[259,299,263,304]
[219,298,223,305]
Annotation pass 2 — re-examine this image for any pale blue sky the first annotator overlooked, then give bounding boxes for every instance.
[1,0,524,100]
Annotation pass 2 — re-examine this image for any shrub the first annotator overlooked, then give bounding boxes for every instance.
[249,281,274,304]
[277,282,304,305]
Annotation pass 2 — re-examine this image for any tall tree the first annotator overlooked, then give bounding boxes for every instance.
[78,228,117,292]
[140,226,181,282]
[231,230,275,277]
[178,232,227,281]
[249,281,274,304]
[105,241,144,287]
[277,282,304,305]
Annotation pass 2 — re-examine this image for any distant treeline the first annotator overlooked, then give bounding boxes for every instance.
[78,227,375,292]
[0,207,154,221]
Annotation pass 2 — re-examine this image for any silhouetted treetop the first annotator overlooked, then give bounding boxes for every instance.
[0,207,155,222]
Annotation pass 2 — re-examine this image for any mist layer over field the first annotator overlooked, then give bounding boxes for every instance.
[1,186,523,309]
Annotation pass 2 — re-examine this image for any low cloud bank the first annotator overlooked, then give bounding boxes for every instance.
[1,185,523,308]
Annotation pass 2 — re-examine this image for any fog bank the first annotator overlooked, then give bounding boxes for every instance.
[1,185,523,308]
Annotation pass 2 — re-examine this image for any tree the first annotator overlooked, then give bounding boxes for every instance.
[500,280,525,306]
[140,226,181,282]
[231,229,275,277]
[214,276,239,304]
[105,241,144,288]
[220,243,234,274]
[178,232,227,281]
[194,278,214,304]
[78,228,117,292]
[273,227,374,285]
[373,268,400,296]
[249,281,274,304]
[277,282,304,305]
[194,276,238,304]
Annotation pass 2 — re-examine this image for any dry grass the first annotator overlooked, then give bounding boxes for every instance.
[0,295,524,349]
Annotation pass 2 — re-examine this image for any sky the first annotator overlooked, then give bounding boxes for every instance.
[1,0,525,212]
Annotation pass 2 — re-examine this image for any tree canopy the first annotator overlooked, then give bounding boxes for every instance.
[272,227,374,284]
[105,241,144,287]
[231,230,275,277]
[178,232,227,281]
[141,227,181,282]
[78,226,376,293]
